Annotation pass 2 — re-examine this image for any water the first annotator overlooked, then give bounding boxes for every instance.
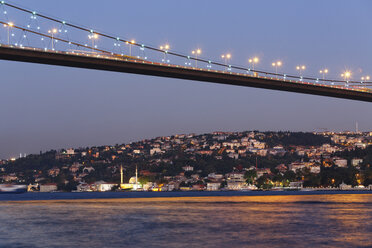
[0,193,372,248]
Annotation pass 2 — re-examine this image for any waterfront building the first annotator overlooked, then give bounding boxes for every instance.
[226,172,246,190]
[76,183,92,192]
[40,183,57,192]
[339,182,352,190]
[289,182,303,189]
[96,181,117,192]
[192,184,205,191]
[207,182,221,191]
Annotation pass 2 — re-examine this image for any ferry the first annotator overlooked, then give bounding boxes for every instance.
[0,184,27,194]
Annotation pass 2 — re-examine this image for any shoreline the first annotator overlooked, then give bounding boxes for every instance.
[1,190,372,202]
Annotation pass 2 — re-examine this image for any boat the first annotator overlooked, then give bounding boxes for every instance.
[0,184,27,194]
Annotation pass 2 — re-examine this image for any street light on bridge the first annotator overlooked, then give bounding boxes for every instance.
[296,65,306,79]
[341,71,351,82]
[192,49,201,67]
[319,69,328,82]
[88,33,98,52]
[221,53,231,70]
[160,44,170,63]
[126,39,136,56]
[248,57,259,72]
[272,61,282,78]
[4,22,14,45]
[361,75,370,83]
[48,28,57,50]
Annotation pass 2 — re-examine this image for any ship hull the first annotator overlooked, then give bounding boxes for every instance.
[0,185,27,194]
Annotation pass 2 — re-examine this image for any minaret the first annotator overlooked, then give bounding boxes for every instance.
[120,165,123,185]
[135,165,138,189]
[356,122,359,133]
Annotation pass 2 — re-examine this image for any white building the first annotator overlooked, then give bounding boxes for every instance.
[66,148,75,155]
[289,162,307,172]
[352,158,363,167]
[207,173,223,180]
[253,141,266,149]
[40,183,58,192]
[226,172,245,181]
[226,172,246,190]
[207,182,221,191]
[150,148,162,155]
[310,165,321,174]
[96,182,117,192]
[182,165,194,171]
[334,159,348,168]
[226,181,246,190]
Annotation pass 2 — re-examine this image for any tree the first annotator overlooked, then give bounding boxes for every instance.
[362,168,372,186]
[255,175,273,190]
[283,170,296,182]
[244,170,257,184]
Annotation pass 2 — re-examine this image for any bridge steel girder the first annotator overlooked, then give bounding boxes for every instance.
[0,46,372,103]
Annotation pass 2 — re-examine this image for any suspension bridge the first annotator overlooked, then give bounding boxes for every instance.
[0,1,372,102]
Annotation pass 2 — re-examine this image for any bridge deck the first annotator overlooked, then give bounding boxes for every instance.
[1,45,372,102]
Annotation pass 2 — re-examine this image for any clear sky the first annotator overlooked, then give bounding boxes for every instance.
[1,0,372,159]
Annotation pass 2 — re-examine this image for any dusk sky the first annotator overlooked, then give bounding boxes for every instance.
[1,0,372,159]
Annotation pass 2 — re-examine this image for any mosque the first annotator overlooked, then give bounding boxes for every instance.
[119,165,142,190]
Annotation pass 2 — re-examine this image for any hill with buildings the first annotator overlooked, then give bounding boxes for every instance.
[1,131,372,192]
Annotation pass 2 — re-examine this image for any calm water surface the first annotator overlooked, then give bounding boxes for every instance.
[0,194,372,248]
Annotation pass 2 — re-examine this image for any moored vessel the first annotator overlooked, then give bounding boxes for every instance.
[0,184,27,194]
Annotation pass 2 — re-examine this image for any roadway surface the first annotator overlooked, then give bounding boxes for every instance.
[1,45,372,102]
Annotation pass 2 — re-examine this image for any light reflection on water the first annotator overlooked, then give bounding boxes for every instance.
[0,195,372,248]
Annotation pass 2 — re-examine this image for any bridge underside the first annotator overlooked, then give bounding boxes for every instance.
[1,46,372,102]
